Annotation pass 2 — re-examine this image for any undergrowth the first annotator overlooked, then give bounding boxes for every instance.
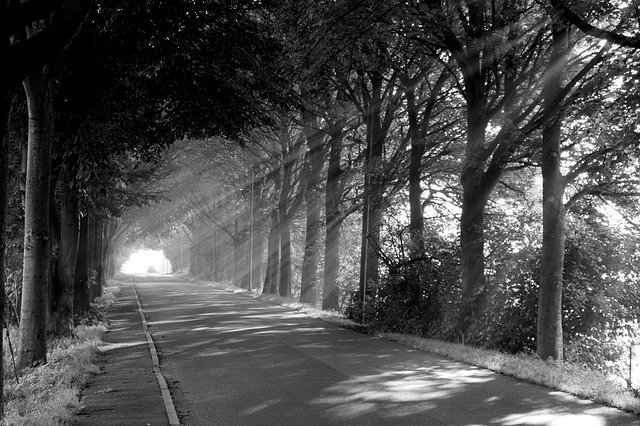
[202,279,640,415]
[2,281,121,425]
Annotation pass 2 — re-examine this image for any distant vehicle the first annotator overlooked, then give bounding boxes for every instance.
[147,266,158,274]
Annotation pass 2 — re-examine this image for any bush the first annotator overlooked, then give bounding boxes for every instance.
[346,237,460,338]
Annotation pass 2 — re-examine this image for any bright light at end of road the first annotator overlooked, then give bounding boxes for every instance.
[121,249,171,274]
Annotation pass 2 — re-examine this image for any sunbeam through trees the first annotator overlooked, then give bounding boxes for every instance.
[3,0,640,422]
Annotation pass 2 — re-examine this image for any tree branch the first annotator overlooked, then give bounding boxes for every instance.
[8,0,92,86]
[550,0,640,48]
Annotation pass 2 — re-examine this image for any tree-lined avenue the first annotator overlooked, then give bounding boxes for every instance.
[136,278,637,425]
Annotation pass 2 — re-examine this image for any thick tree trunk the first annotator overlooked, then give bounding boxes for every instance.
[358,77,385,303]
[537,17,569,361]
[299,118,325,305]
[322,130,343,310]
[406,89,426,257]
[18,68,53,370]
[50,179,79,336]
[263,208,280,294]
[458,61,489,328]
[103,220,116,279]
[0,30,12,414]
[279,215,292,298]
[74,213,90,315]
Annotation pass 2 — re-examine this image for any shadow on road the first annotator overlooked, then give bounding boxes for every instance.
[136,279,638,426]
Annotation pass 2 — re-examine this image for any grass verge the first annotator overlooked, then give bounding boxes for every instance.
[2,281,121,425]
[200,279,640,415]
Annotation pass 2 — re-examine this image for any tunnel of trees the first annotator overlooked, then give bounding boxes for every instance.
[3,0,640,417]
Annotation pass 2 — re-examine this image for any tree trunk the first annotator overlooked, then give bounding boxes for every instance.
[278,130,294,298]
[279,214,292,298]
[85,213,97,300]
[233,220,249,289]
[46,175,59,335]
[250,175,266,292]
[0,30,12,415]
[50,179,79,336]
[537,16,569,361]
[263,208,280,294]
[104,220,116,279]
[212,226,220,281]
[189,229,196,275]
[404,69,448,258]
[322,129,343,310]
[251,230,265,291]
[74,213,90,315]
[299,117,325,305]
[18,68,53,370]
[406,88,426,257]
[233,222,241,287]
[358,74,386,303]
[91,216,104,298]
[458,54,489,328]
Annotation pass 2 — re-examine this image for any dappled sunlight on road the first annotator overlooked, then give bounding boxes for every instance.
[99,341,149,352]
[496,409,607,425]
[133,279,639,426]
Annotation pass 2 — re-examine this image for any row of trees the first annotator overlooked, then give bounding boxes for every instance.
[117,0,640,370]
[1,0,287,418]
[4,1,640,418]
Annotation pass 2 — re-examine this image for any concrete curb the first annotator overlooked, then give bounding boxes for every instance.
[132,284,181,426]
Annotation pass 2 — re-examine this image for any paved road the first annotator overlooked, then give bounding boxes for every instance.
[136,278,638,425]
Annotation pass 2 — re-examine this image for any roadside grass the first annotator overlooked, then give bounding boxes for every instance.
[2,281,121,425]
[384,333,640,414]
[201,279,640,415]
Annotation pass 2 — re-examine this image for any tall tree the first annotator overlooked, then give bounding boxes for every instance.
[49,175,80,336]
[0,6,10,414]
[322,124,345,309]
[17,65,53,369]
[299,108,326,305]
[278,124,297,297]
[537,13,570,360]
[263,173,282,294]
[2,0,90,379]
[350,68,403,304]
[402,66,451,258]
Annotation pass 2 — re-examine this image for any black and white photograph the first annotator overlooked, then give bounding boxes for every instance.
[2,0,640,424]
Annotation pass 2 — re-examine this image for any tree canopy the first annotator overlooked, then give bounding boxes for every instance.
[3,0,640,418]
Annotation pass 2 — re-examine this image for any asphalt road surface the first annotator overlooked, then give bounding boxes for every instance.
[135,278,639,425]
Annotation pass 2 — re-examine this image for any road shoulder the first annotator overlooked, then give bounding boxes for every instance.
[77,282,169,426]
